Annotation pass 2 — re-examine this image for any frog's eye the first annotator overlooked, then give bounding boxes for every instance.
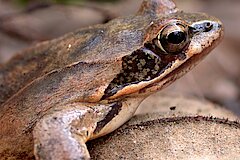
[156,23,190,54]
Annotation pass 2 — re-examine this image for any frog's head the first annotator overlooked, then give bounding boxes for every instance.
[101,0,223,100]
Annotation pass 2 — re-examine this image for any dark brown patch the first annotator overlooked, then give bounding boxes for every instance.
[102,40,187,99]
[94,102,122,134]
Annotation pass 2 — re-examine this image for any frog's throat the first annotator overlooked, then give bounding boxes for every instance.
[101,44,187,100]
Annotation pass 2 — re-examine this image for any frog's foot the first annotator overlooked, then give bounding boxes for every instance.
[33,104,98,160]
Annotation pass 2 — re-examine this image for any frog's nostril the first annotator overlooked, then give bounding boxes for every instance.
[217,23,222,29]
[191,21,215,33]
[205,22,212,28]
[204,22,213,32]
[211,22,223,32]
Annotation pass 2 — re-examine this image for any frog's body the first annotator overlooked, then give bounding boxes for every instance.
[0,0,223,159]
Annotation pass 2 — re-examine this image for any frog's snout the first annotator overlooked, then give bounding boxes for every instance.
[216,22,222,30]
[190,20,223,34]
[213,20,223,31]
[213,19,224,38]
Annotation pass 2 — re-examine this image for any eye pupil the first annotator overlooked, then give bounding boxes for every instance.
[155,22,190,54]
[167,31,186,44]
[204,22,213,32]
[206,22,211,27]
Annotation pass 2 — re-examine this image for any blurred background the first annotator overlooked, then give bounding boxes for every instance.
[0,0,239,116]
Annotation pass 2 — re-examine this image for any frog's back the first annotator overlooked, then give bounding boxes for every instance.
[0,15,151,105]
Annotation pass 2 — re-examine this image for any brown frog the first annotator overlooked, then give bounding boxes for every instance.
[0,0,223,159]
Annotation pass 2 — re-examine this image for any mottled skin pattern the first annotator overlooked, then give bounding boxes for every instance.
[0,0,223,159]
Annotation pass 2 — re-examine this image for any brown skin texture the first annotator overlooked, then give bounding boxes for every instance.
[0,3,165,159]
[0,0,223,159]
[0,5,218,105]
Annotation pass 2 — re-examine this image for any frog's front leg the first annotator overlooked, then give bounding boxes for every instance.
[33,99,140,160]
[33,104,96,160]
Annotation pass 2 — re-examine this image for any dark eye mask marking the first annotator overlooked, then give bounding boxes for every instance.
[101,41,187,99]
[102,49,161,98]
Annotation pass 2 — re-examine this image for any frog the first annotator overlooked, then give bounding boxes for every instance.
[0,0,223,159]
